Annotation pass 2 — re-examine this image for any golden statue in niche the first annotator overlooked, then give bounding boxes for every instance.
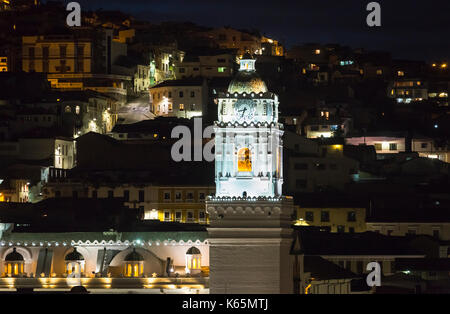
[238,148,252,172]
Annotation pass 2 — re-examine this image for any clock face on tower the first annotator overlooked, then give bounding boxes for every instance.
[234,99,255,123]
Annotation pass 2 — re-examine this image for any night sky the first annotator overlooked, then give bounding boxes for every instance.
[69,0,449,61]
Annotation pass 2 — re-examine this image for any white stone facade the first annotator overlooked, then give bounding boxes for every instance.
[214,123,284,198]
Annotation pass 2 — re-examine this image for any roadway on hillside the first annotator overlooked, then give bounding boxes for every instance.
[117,93,155,124]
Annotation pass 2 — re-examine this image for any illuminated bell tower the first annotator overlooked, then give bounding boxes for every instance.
[214,53,283,198]
[207,54,294,294]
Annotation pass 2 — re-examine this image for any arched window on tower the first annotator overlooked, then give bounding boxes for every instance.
[238,148,252,172]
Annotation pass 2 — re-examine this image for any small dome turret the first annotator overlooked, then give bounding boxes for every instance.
[227,52,267,94]
[125,248,144,262]
[186,247,201,255]
[5,248,24,261]
[65,248,84,261]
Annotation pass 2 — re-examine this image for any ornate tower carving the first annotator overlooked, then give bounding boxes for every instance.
[215,53,283,198]
[207,54,294,294]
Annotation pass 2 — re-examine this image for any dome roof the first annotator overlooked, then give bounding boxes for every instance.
[227,70,268,94]
[125,248,144,262]
[186,246,201,255]
[5,248,24,261]
[65,248,84,261]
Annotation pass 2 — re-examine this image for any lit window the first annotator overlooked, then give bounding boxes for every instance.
[147,209,158,220]
[237,148,252,172]
[218,67,226,73]
[397,71,404,76]
[315,49,320,55]
[376,69,383,75]
[75,106,80,114]
[179,103,184,110]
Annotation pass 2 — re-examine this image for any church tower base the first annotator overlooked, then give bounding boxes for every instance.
[206,196,294,294]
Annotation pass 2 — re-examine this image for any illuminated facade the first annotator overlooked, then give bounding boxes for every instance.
[215,54,283,197]
[0,56,7,72]
[42,182,214,225]
[22,31,131,105]
[0,233,209,293]
[0,179,30,203]
[150,78,208,119]
[389,79,428,103]
[175,53,235,79]
[22,35,93,74]
[345,135,450,162]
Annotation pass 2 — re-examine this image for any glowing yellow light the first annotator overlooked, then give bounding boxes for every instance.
[237,148,252,172]
[442,64,447,68]
[305,283,312,294]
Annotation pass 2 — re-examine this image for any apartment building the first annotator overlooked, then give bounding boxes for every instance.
[150,78,208,119]
[175,50,235,79]
[42,177,214,225]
